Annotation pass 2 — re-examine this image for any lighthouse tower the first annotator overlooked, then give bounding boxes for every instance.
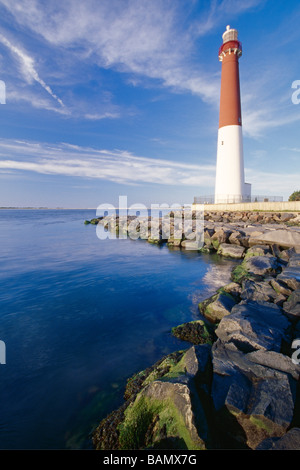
[215,25,251,204]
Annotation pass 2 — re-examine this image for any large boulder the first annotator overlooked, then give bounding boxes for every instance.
[270,278,293,297]
[245,245,272,257]
[277,254,300,290]
[231,255,279,284]
[211,341,300,449]
[243,255,279,277]
[256,428,300,450]
[117,345,211,450]
[217,243,246,259]
[215,300,291,353]
[221,282,242,300]
[228,230,249,248]
[249,229,300,250]
[283,290,300,319]
[211,228,232,250]
[118,380,206,450]
[199,292,237,324]
[93,346,212,450]
[241,279,278,303]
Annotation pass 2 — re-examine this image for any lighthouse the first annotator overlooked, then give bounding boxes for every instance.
[214,25,251,204]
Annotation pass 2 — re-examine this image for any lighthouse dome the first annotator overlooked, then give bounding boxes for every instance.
[222,25,238,44]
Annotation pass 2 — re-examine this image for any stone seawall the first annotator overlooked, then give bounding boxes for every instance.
[194,201,300,212]
[86,213,300,450]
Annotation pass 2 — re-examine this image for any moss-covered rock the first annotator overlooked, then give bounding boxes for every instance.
[231,260,252,284]
[124,351,185,401]
[171,320,214,345]
[217,243,245,259]
[199,292,237,324]
[118,381,206,450]
[93,346,213,450]
[147,237,163,245]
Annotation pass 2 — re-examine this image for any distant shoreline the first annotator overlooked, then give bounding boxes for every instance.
[0,207,97,210]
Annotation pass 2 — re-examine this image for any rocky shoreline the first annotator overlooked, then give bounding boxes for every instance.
[86,210,300,450]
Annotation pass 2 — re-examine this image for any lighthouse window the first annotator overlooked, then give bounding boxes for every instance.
[221,141,224,145]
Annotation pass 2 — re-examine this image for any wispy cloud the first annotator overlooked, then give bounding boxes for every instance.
[0,0,221,104]
[0,138,215,187]
[0,33,64,107]
[0,0,296,137]
[191,0,265,37]
[7,89,69,115]
[0,137,296,199]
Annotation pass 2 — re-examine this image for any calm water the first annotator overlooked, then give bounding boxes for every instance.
[0,209,237,449]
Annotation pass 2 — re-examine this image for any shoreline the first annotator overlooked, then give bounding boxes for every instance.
[87,211,300,450]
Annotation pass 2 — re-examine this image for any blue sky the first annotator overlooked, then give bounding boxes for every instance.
[0,0,299,208]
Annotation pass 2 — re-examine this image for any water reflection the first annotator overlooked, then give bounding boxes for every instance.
[0,210,237,449]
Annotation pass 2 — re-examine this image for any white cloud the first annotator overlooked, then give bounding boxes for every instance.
[7,89,69,115]
[0,33,65,107]
[0,137,296,199]
[0,0,220,103]
[0,0,295,136]
[0,134,297,203]
[0,138,215,187]
[84,112,120,120]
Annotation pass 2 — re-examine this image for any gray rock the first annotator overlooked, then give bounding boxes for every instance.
[247,349,300,381]
[241,279,278,303]
[288,253,300,267]
[249,229,300,250]
[215,300,291,353]
[280,247,296,262]
[270,244,281,258]
[138,380,206,449]
[221,282,242,298]
[202,292,237,324]
[211,341,298,449]
[243,255,278,276]
[270,278,293,296]
[274,294,287,307]
[277,256,300,290]
[228,230,249,248]
[283,290,300,318]
[181,238,203,251]
[182,344,212,377]
[217,243,246,259]
[277,272,300,291]
[256,427,300,450]
[280,213,296,222]
[246,245,271,256]
[211,228,232,249]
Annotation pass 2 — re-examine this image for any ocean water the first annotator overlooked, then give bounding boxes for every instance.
[0,209,238,449]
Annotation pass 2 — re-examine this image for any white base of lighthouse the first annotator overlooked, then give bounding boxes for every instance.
[215,125,251,204]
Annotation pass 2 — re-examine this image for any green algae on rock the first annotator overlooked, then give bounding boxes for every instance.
[171,320,214,345]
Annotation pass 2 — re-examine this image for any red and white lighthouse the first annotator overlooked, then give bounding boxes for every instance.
[214,25,251,204]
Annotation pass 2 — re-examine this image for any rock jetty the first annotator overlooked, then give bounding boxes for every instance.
[86,210,300,450]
